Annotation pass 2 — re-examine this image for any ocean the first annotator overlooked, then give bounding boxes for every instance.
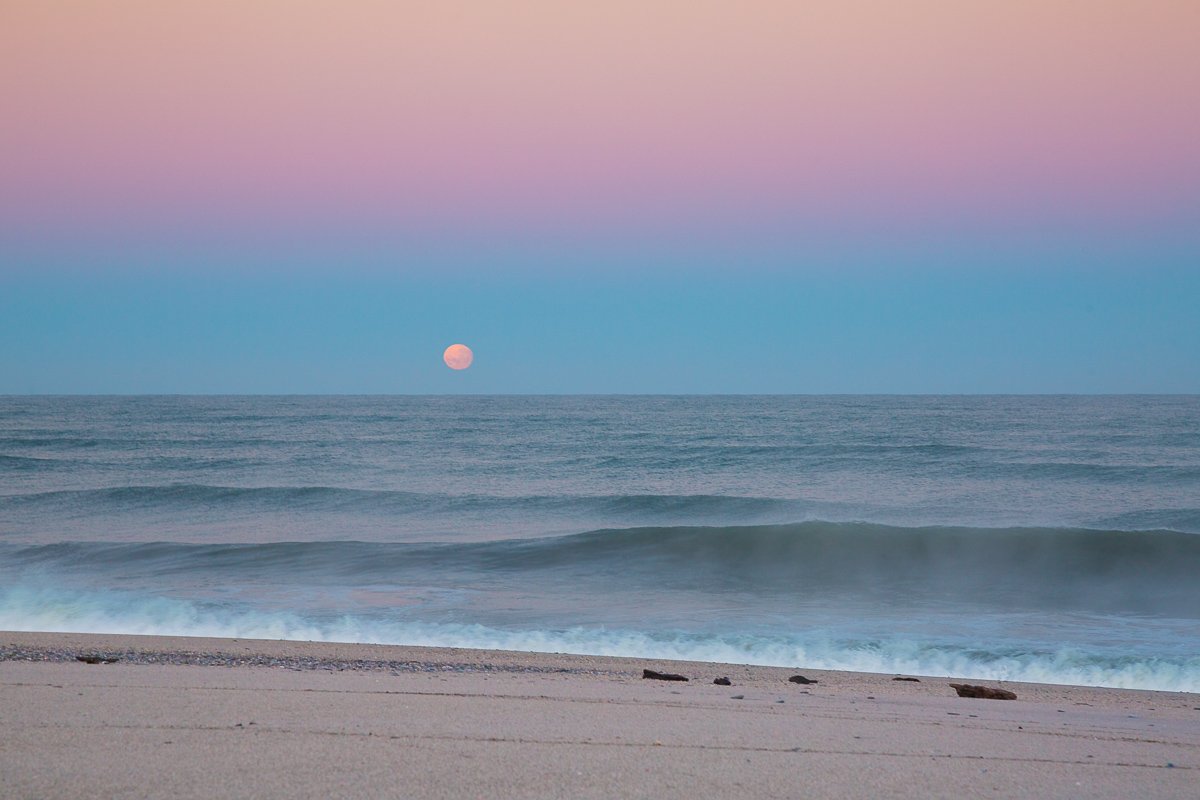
[1,395,1197,691]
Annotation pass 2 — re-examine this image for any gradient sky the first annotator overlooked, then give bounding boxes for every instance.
[2,1,1198,393]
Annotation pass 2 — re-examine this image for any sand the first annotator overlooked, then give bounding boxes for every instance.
[2,631,1196,799]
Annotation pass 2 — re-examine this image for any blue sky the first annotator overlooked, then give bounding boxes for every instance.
[3,238,1197,394]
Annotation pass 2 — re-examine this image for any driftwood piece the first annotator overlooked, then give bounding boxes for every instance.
[949,683,1017,700]
[643,669,688,682]
[76,655,120,664]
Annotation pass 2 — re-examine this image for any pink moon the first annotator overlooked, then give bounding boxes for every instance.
[443,344,474,370]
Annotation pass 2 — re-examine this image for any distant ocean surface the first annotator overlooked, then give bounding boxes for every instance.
[2,395,1198,691]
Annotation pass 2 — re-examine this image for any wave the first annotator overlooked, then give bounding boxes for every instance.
[7,483,1200,535]
[1,584,1196,692]
[5,522,1198,616]
[1088,508,1200,534]
[979,461,1200,484]
[0,437,107,450]
[0,454,60,471]
[0,484,805,521]
[0,484,438,512]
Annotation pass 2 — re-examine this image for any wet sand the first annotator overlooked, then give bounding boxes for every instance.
[2,631,1197,799]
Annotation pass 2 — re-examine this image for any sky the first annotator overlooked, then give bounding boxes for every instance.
[2,1,1198,393]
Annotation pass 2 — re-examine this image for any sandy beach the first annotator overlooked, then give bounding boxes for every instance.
[1,631,1196,799]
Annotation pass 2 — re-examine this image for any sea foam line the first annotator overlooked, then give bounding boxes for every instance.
[1,585,1196,693]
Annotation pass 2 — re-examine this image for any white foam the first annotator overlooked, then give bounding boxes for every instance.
[3,585,1197,692]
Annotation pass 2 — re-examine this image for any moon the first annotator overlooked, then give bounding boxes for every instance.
[443,343,474,370]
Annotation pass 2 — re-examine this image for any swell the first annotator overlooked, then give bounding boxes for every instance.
[6,484,1199,534]
[0,454,60,471]
[5,522,1198,616]
[0,484,802,520]
[968,461,1200,483]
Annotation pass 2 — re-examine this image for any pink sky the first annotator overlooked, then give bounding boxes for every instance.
[3,1,1198,243]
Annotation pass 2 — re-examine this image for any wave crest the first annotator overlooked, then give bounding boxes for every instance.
[5,522,1198,616]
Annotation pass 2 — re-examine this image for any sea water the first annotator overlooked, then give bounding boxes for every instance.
[1,395,1197,690]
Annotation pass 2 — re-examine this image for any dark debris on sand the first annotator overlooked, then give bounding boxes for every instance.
[0,645,607,676]
[950,683,1017,700]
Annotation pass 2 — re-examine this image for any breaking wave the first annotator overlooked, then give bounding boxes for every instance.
[1,583,1196,692]
[4,522,1198,616]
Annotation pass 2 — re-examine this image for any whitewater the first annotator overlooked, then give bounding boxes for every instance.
[1,395,1197,691]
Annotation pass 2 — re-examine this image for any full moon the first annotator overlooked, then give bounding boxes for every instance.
[443,343,474,370]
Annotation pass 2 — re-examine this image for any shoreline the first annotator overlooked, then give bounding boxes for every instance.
[3,631,1197,798]
[0,629,1193,698]
[1,629,1193,696]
